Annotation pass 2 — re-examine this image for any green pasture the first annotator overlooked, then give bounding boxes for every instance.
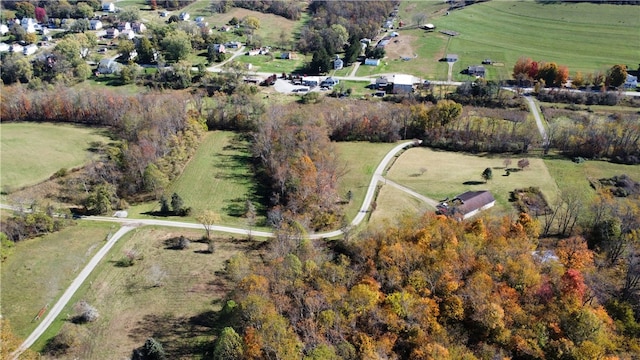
[33,226,254,358]
[334,141,400,221]
[128,131,265,228]
[544,156,640,204]
[0,123,110,191]
[433,1,639,76]
[386,147,560,215]
[0,221,113,339]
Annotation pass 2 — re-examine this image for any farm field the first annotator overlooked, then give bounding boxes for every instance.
[386,147,560,215]
[334,141,400,222]
[31,226,255,358]
[127,131,265,228]
[434,1,639,78]
[0,221,113,339]
[0,122,109,191]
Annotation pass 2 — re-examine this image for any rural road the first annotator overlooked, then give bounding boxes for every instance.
[9,140,424,358]
[524,95,549,147]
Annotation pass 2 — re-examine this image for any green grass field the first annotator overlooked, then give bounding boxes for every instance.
[128,131,265,228]
[544,156,640,203]
[386,147,560,215]
[0,123,110,191]
[32,226,255,358]
[434,1,639,77]
[233,54,307,74]
[0,222,113,339]
[334,141,400,221]
[368,185,433,229]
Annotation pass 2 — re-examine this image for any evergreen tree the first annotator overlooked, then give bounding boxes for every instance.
[171,193,184,214]
[310,47,331,74]
[344,36,362,65]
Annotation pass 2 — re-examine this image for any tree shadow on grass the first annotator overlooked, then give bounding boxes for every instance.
[463,181,485,185]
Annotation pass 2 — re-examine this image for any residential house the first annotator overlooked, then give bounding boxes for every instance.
[131,22,146,34]
[467,65,486,78]
[9,43,24,53]
[0,42,9,52]
[179,12,190,21]
[117,22,131,31]
[280,52,296,60]
[212,43,226,54]
[624,74,638,90]
[102,2,116,13]
[23,44,37,55]
[0,24,9,35]
[364,58,380,66]
[90,19,103,30]
[444,54,458,62]
[120,29,136,40]
[333,56,343,70]
[97,58,122,74]
[376,38,390,48]
[195,17,205,23]
[393,74,414,94]
[225,41,240,48]
[375,76,388,89]
[21,18,37,33]
[436,190,496,220]
[105,28,119,39]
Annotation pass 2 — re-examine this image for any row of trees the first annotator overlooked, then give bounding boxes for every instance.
[514,57,631,89]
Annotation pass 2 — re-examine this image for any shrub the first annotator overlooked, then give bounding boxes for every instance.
[73,301,99,323]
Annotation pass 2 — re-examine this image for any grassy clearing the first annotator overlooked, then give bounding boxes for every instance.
[368,185,433,229]
[434,1,639,76]
[544,156,640,203]
[128,131,265,228]
[0,221,113,339]
[234,54,307,74]
[386,147,560,215]
[33,226,258,358]
[0,123,109,191]
[334,141,400,221]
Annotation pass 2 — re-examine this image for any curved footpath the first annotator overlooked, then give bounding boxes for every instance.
[10,140,419,359]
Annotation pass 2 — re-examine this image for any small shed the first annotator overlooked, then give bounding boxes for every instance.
[393,74,414,94]
[102,2,115,12]
[624,74,638,89]
[421,23,436,31]
[364,58,380,66]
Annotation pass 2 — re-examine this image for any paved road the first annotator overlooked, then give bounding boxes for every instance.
[8,140,420,358]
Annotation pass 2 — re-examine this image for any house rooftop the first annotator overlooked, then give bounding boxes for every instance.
[393,74,413,85]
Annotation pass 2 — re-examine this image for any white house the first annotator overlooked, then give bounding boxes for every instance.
[21,18,37,33]
[393,74,414,94]
[102,2,116,12]
[105,28,119,39]
[23,44,37,55]
[117,22,131,31]
[0,42,10,52]
[90,19,103,30]
[120,29,136,40]
[132,22,146,33]
[179,12,190,21]
[0,24,9,35]
[333,56,343,70]
[9,43,24,53]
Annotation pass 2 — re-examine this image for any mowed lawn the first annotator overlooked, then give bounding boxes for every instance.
[334,141,400,221]
[34,226,254,358]
[434,1,639,78]
[386,147,560,215]
[0,221,113,339]
[368,185,433,228]
[0,123,109,190]
[129,131,264,228]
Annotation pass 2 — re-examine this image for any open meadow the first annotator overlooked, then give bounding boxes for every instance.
[386,147,560,215]
[31,226,257,358]
[368,185,433,229]
[334,141,400,221]
[0,123,109,191]
[128,131,266,228]
[0,221,113,339]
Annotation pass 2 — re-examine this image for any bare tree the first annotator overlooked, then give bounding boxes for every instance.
[148,264,167,288]
[412,13,427,26]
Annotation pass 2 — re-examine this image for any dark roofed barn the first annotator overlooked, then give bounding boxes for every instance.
[437,190,495,220]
